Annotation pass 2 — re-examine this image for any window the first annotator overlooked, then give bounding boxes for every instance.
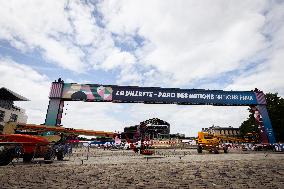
[0,110,5,122]
[0,124,3,132]
[9,114,18,122]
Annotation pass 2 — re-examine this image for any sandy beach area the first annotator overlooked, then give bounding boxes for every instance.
[0,148,283,189]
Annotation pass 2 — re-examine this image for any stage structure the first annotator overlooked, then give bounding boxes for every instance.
[45,79,275,144]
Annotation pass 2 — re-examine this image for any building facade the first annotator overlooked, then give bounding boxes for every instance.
[122,118,171,140]
[0,88,28,131]
[202,125,240,136]
[141,118,170,139]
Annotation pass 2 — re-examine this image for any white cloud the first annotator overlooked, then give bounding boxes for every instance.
[67,1,98,46]
[226,2,284,96]
[99,0,275,86]
[0,0,140,78]
[117,68,142,85]
[0,0,90,72]
[226,48,284,96]
[0,57,50,124]
[61,102,124,132]
[101,49,135,70]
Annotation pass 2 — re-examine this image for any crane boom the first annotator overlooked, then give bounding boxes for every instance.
[2,122,116,137]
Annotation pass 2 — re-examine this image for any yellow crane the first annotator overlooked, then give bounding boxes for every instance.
[197,131,258,154]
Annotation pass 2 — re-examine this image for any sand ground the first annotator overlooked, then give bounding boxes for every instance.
[0,148,284,189]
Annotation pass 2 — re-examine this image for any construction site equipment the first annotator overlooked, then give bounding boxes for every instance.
[124,123,154,155]
[124,133,153,155]
[3,122,115,138]
[0,135,53,165]
[0,122,115,166]
[196,131,258,154]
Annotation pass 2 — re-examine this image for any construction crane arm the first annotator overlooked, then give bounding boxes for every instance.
[2,122,116,138]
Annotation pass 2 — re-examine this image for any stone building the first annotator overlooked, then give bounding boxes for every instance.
[141,118,170,139]
[0,87,28,131]
[202,125,240,136]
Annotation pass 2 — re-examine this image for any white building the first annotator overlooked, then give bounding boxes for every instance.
[0,87,28,131]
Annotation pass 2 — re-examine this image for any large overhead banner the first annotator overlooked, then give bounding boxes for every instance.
[55,83,265,105]
[112,86,261,105]
[46,81,274,143]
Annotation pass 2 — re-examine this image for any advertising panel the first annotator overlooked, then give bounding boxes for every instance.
[60,83,262,105]
[45,81,273,143]
[112,86,259,105]
[62,83,112,101]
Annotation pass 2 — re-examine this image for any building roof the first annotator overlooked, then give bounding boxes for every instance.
[212,127,239,130]
[204,126,239,131]
[141,118,170,126]
[0,87,29,101]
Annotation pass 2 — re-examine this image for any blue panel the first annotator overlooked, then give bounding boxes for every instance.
[112,86,258,105]
[44,99,62,126]
[257,105,276,144]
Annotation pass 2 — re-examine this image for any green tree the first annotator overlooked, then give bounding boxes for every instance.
[239,112,257,136]
[265,93,284,142]
[240,93,284,142]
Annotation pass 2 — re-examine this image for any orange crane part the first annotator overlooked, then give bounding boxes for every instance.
[3,122,116,137]
[0,122,117,166]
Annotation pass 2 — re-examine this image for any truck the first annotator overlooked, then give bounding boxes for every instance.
[0,122,115,166]
[0,134,55,165]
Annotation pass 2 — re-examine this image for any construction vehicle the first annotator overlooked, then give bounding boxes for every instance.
[0,122,115,166]
[196,131,258,154]
[123,123,154,155]
[197,132,227,154]
[124,133,153,155]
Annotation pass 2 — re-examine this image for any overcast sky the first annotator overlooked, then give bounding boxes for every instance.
[0,0,283,137]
